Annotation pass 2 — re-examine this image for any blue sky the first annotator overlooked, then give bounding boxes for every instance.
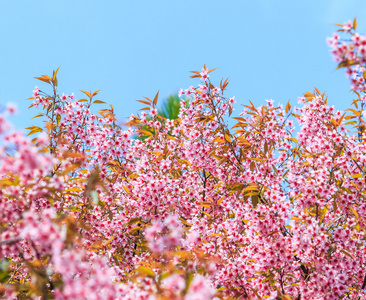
[1,0,366,131]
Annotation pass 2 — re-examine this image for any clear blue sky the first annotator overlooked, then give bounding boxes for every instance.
[1,0,366,131]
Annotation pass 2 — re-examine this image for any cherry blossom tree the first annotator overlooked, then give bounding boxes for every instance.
[1,19,366,300]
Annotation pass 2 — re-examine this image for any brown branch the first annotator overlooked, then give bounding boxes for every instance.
[0,237,21,245]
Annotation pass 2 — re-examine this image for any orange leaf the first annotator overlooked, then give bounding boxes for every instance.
[153,91,159,106]
[233,117,246,122]
[137,100,152,105]
[224,133,232,143]
[92,90,100,97]
[285,101,291,113]
[34,75,52,84]
[81,90,91,98]
[53,66,60,81]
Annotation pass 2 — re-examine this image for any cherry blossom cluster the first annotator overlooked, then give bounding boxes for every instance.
[327,18,366,98]
[2,24,366,300]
